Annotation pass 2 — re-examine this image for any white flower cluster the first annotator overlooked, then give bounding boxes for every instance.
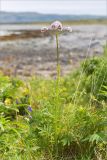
[41,21,72,33]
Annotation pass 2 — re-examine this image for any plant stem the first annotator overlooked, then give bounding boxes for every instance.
[56,33,59,67]
[55,33,60,158]
[56,33,60,82]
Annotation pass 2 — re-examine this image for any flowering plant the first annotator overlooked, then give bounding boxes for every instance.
[41,21,72,80]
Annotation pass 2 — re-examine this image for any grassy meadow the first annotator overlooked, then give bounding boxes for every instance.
[0,42,107,159]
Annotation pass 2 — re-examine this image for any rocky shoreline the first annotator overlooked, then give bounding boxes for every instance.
[0,24,107,78]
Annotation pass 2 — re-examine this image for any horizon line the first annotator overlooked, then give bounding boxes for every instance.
[0,10,107,17]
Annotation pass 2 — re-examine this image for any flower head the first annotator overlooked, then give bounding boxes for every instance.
[50,21,63,31]
[27,106,32,112]
[29,115,32,119]
[5,98,12,105]
[16,99,19,104]
[63,26,72,32]
[41,27,48,33]
[41,20,72,34]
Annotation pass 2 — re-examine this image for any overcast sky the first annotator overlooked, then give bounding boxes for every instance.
[1,0,107,15]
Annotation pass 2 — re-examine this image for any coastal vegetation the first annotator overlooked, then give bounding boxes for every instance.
[0,45,107,159]
[0,19,107,159]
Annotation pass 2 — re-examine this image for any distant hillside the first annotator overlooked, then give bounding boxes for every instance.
[0,11,106,23]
